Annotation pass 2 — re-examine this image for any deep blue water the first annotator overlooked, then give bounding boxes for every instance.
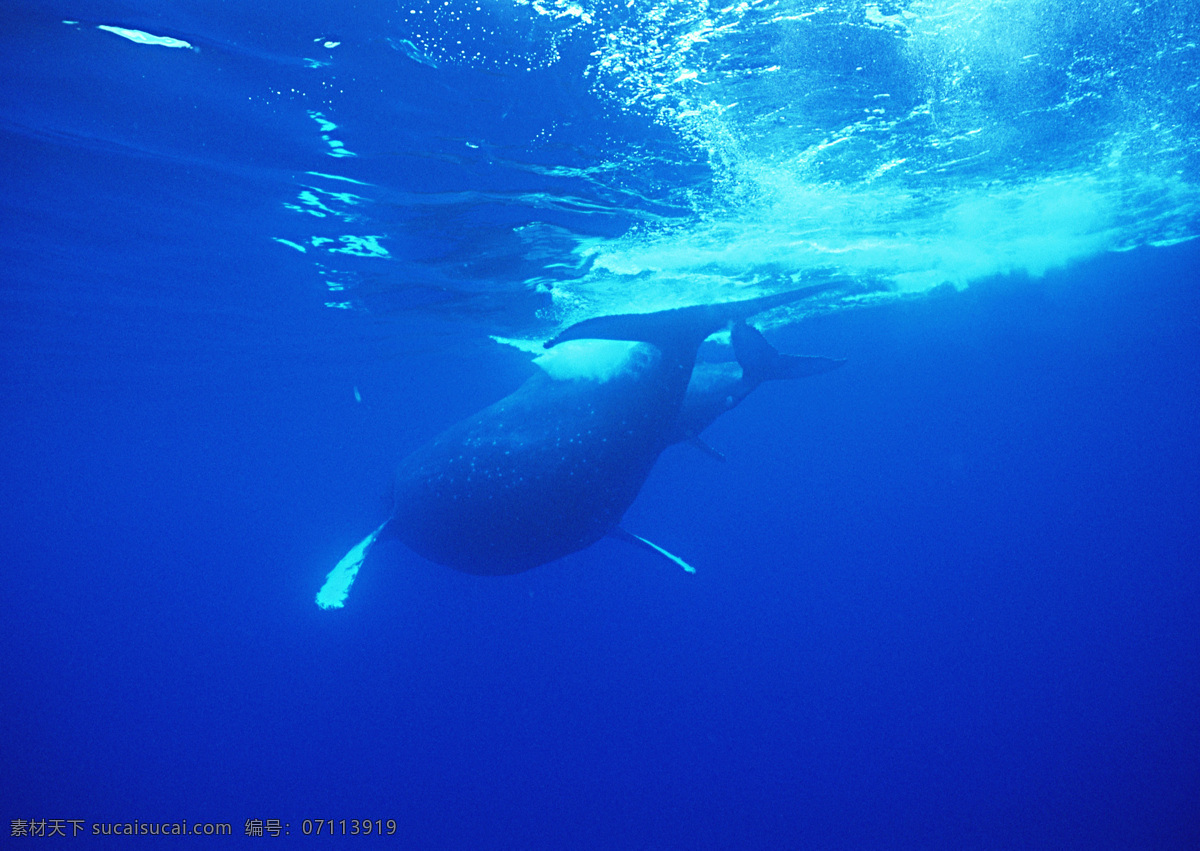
[3,0,1199,847]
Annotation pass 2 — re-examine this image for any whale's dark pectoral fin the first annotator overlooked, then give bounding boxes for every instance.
[316,521,388,610]
[611,527,697,574]
[689,436,727,462]
[544,282,842,354]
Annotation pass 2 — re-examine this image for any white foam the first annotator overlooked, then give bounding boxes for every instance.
[272,238,307,253]
[534,339,659,383]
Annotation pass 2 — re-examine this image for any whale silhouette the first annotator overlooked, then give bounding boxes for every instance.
[317,286,841,608]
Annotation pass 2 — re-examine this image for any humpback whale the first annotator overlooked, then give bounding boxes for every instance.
[670,321,846,460]
[317,286,841,608]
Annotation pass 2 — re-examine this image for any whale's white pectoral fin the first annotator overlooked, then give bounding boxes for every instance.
[611,527,697,574]
[316,521,388,609]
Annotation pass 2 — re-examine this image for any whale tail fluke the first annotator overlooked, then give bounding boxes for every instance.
[732,321,846,385]
[316,521,389,610]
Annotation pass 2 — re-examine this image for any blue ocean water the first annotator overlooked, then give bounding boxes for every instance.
[2,0,1198,846]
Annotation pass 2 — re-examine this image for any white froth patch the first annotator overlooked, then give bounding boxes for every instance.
[534,339,660,383]
[490,335,545,354]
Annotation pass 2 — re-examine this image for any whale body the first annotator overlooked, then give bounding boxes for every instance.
[389,338,673,574]
[317,286,840,607]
